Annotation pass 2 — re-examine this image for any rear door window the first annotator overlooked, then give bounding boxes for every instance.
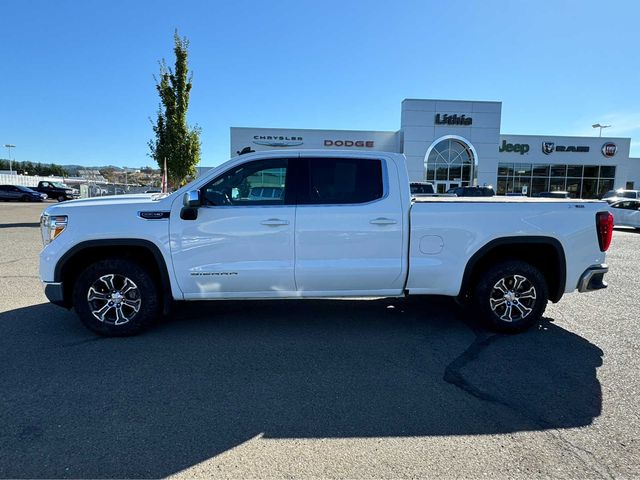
[298,158,383,205]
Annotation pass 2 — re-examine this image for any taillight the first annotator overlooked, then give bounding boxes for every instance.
[596,211,614,252]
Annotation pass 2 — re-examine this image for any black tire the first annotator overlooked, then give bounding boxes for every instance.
[57,195,66,202]
[472,260,548,333]
[73,257,160,336]
[20,195,30,202]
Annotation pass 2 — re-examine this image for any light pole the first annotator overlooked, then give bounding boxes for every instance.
[3,144,16,173]
[592,124,611,137]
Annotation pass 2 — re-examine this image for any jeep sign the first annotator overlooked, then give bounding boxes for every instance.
[499,140,530,155]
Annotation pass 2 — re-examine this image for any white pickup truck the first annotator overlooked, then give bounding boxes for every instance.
[39,150,613,336]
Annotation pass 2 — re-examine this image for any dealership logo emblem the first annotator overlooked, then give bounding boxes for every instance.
[499,140,530,155]
[252,135,303,147]
[601,142,617,158]
[541,142,589,154]
[324,140,375,148]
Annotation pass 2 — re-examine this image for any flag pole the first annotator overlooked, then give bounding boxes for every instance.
[161,157,168,193]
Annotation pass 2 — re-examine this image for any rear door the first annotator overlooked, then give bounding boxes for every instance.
[294,155,405,295]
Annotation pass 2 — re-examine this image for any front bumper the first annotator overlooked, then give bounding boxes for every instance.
[577,264,608,293]
[43,282,67,307]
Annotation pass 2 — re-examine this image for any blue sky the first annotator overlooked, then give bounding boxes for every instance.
[1,0,639,168]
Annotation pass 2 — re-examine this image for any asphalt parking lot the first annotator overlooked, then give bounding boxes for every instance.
[0,201,638,479]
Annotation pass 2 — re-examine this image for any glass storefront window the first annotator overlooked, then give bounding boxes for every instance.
[549,177,566,191]
[567,165,583,177]
[497,163,616,199]
[498,163,513,176]
[531,177,549,195]
[566,178,581,198]
[583,165,599,178]
[513,176,531,194]
[598,179,615,197]
[600,166,616,178]
[581,178,598,199]
[532,164,550,177]
[514,164,532,176]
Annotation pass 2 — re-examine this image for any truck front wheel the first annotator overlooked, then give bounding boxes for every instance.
[473,260,548,333]
[73,257,160,336]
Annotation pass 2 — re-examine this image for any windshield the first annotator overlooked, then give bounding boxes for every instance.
[16,185,35,192]
[621,191,636,198]
[51,182,69,189]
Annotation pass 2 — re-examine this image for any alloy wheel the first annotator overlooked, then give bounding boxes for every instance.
[87,274,142,325]
[489,274,537,322]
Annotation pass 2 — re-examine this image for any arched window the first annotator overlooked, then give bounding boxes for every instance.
[424,137,476,188]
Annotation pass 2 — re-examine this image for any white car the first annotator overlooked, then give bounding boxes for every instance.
[609,199,640,229]
[39,150,613,336]
[602,189,640,204]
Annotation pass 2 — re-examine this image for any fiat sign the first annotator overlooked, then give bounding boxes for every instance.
[601,142,617,158]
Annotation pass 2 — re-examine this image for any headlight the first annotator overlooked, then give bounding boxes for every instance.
[40,214,68,246]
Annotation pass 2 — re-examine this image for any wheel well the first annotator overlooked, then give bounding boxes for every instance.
[461,238,566,303]
[56,241,172,312]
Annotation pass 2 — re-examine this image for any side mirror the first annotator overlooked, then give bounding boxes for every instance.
[183,190,201,207]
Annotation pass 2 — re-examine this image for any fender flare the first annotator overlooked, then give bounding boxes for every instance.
[54,239,174,312]
[459,236,567,303]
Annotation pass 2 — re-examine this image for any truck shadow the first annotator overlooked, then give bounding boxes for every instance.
[0,298,602,478]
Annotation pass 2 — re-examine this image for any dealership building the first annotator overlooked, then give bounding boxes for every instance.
[230,98,640,198]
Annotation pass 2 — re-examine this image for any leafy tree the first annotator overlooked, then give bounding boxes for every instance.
[148,31,201,187]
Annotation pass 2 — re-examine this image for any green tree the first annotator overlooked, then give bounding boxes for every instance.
[148,31,201,187]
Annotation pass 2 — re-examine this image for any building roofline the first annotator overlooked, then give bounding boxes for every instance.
[501,133,631,141]
[230,126,398,135]
[402,98,501,104]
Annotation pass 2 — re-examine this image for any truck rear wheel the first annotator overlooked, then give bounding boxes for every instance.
[473,260,548,333]
[73,257,160,336]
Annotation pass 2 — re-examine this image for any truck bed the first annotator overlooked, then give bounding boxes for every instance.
[412,196,605,204]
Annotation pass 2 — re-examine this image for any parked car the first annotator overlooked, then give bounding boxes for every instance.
[410,182,456,197]
[410,182,435,195]
[608,199,640,229]
[536,191,570,199]
[0,184,47,202]
[39,150,612,337]
[447,186,495,197]
[33,181,79,202]
[602,189,640,204]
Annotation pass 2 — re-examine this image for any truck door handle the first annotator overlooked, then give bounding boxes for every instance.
[260,218,290,226]
[369,217,397,225]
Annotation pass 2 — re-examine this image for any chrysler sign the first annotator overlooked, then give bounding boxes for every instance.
[252,135,303,147]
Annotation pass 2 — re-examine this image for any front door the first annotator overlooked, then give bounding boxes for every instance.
[170,157,297,298]
[294,155,405,295]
